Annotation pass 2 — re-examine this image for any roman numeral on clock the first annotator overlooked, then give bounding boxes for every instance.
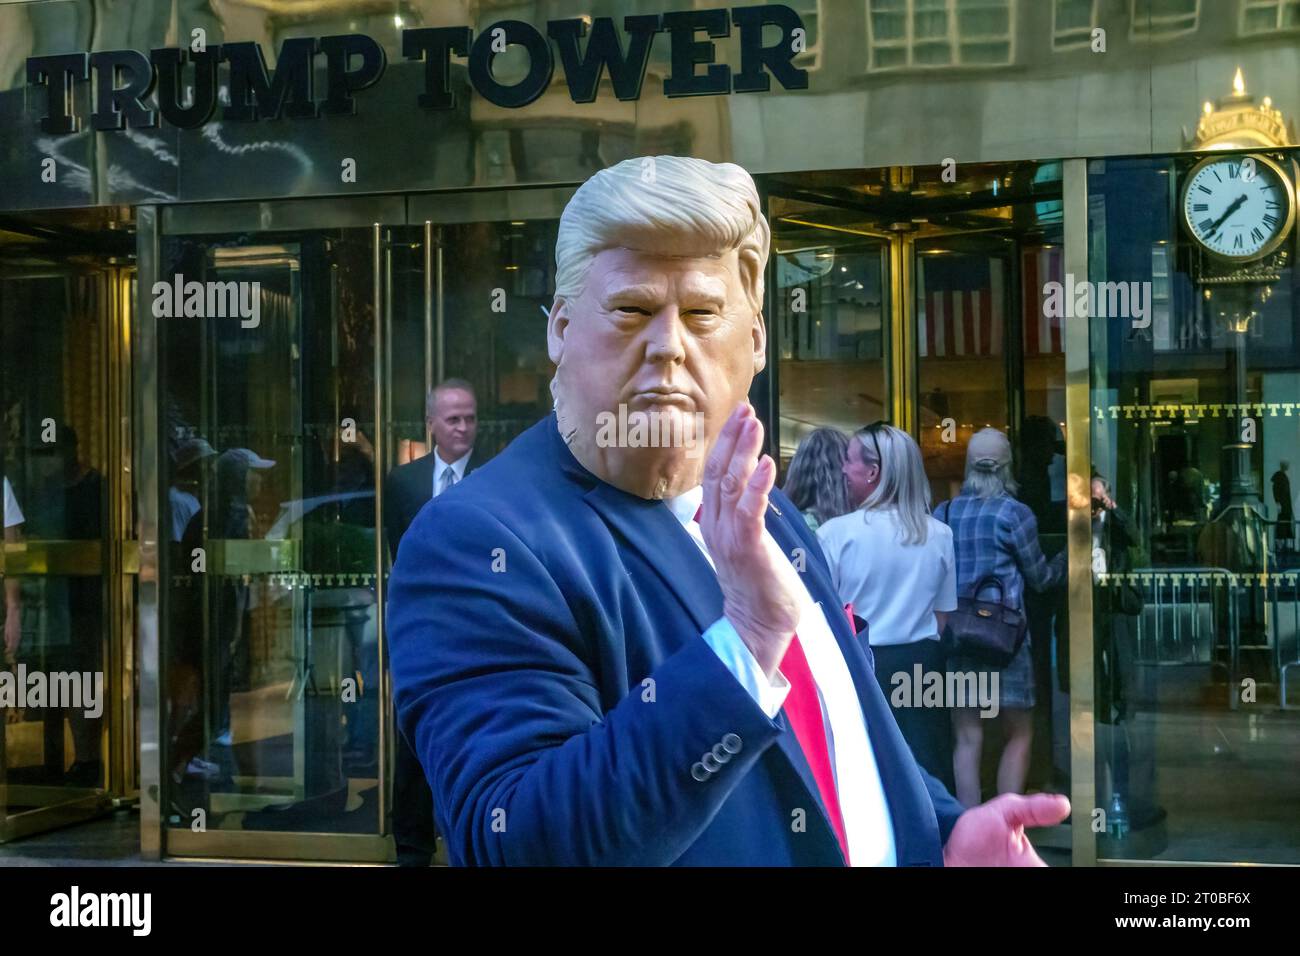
[1192,203,1209,211]
[1251,227,1264,243]
[1198,218,1214,232]
[1198,184,1213,194]
[1264,213,1278,228]
[1234,235,1244,249]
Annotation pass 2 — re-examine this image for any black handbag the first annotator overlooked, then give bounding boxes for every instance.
[936,501,1028,668]
[945,574,1028,669]
[1114,579,1144,616]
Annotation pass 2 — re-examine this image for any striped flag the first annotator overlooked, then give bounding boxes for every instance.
[916,253,1004,357]
[1022,245,1064,355]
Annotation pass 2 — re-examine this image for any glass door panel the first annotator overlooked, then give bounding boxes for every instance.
[767,193,890,472]
[0,267,116,839]
[914,235,1017,504]
[913,198,1069,823]
[433,218,560,456]
[1088,153,1300,863]
[156,192,568,862]
[399,188,569,466]
[158,224,386,858]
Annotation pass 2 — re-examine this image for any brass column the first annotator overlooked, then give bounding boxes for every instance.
[1062,159,1097,867]
[889,232,918,435]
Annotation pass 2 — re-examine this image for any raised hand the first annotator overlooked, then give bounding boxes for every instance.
[698,403,803,679]
[942,793,1071,867]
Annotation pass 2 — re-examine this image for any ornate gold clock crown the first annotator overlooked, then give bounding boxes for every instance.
[1184,68,1296,152]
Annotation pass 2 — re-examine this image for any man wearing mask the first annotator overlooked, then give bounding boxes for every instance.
[389,156,1069,866]
[384,377,478,866]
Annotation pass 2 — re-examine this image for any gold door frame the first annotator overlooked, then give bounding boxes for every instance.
[1061,159,1097,867]
[139,198,401,863]
[109,266,139,804]
[136,206,163,858]
[0,261,135,842]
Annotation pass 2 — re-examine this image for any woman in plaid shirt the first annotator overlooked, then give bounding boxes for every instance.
[937,428,1066,807]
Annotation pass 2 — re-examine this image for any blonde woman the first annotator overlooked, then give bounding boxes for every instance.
[817,422,958,790]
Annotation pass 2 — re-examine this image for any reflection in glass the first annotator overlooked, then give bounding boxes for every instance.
[915,242,1013,504]
[1,273,109,808]
[161,229,382,836]
[1089,153,1300,862]
[434,220,558,458]
[769,195,888,471]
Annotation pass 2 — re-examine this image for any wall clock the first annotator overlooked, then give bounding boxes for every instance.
[1180,153,1295,263]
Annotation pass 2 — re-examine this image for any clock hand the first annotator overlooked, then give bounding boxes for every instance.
[1205,194,1248,239]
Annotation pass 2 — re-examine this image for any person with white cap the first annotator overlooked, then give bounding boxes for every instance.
[935,427,1066,807]
[214,447,276,538]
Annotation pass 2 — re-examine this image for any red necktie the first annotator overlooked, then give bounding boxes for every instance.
[693,505,851,864]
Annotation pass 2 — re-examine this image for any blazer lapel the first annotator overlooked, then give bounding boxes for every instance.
[545,418,721,637]
[582,482,721,638]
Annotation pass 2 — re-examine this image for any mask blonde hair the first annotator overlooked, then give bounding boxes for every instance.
[552,156,769,314]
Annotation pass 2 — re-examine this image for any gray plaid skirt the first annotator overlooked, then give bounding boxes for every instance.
[948,634,1036,710]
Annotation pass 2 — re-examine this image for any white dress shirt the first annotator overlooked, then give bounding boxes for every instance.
[431,448,472,498]
[665,485,897,867]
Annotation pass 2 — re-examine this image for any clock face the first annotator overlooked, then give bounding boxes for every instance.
[1182,155,1294,261]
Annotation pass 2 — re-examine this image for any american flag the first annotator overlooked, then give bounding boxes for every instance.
[915,247,1063,357]
[1021,245,1064,355]
[917,252,1004,357]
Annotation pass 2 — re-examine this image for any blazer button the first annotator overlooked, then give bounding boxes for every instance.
[701,751,722,773]
[711,743,732,764]
[721,733,742,755]
[691,761,710,782]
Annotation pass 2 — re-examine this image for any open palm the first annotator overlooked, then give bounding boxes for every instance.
[943,793,1071,867]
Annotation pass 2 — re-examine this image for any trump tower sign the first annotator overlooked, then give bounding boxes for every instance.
[24,6,808,134]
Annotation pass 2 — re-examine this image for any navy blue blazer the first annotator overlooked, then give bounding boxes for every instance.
[388,413,965,866]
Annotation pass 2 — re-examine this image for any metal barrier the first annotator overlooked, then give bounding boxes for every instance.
[1100,567,1300,710]
[1257,518,1300,709]
[1257,569,1300,711]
